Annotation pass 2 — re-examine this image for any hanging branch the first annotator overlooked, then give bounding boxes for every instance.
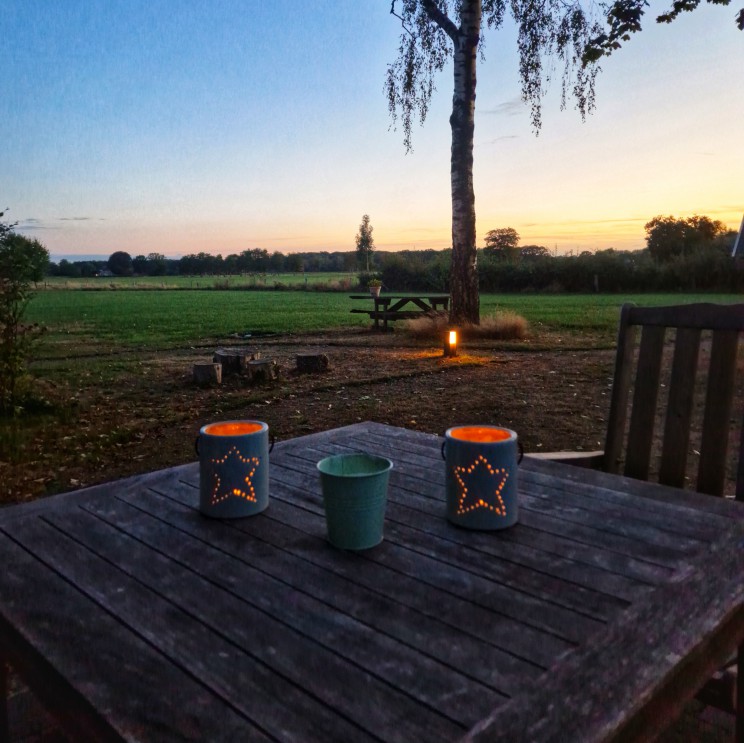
[390,0,415,37]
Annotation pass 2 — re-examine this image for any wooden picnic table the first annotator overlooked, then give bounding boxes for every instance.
[0,421,743,742]
[350,292,449,330]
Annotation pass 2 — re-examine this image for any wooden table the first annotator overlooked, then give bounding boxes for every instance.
[350,293,449,330]
[1,422,743,742]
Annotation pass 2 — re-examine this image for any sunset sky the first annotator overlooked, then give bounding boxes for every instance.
[2,1,742,259]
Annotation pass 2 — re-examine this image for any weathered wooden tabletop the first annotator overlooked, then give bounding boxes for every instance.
[1,421,743,742]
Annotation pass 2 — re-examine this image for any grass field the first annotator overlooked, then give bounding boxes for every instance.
[25,290,743,351]
[41,272,356,290]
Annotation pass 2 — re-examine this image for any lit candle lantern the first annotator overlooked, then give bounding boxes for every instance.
[441,425,523,529]
[196,420,273,518]
[443,329,459,357]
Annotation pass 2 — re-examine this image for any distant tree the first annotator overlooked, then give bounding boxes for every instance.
[269,251,285,273]
[132,255,149,275]
[520,245,552,260]
[285,253,303,272]
[108,251,133,276]
[355,214,375,273]
[0,216,49,413]
[484,228,520,260]
[56,258,79,277]
[147,253,167,276]
[78,261,98,278]
[645,215,728,262]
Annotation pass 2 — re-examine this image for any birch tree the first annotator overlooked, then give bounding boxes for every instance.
[387,0,599,324]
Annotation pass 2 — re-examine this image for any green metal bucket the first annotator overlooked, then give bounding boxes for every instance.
[317,453,394,551]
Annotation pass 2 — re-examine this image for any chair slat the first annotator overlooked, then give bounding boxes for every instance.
[624,326,666,481]
[697,330,739,496]
[659,328,701,488]
[626,303,744,331]
[736,416,744,502]
[604,305,637,474]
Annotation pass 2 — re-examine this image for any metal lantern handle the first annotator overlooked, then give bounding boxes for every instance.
[441,438,447,460]
[195,435,201,457]
[269,434,276,452]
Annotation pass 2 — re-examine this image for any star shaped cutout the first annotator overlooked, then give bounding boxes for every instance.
[209,446,261,505]
[454,454,509,516]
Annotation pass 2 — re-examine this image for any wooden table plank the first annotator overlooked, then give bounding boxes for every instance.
[65,497,502,732]
[270,443,684,589]
[464,522,744,742]
[149,477,573,669]
[115,484,544,695]
[268,451,633,621]
[7,513,377,743]
[0,525,262,743]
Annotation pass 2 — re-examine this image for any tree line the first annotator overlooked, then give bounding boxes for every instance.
[49,249,359,277]
[44,213,742,293]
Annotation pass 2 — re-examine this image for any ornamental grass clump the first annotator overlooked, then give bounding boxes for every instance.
[403,311,528,341]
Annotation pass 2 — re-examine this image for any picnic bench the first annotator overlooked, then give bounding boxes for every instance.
[350,292,449,330]
[0,421,743,741]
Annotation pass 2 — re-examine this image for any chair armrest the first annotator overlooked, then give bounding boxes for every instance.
[525,450,605,470]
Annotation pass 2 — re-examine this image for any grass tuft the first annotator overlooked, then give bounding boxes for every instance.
[403,311,528,341]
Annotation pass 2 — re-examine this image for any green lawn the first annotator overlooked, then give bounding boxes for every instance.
[41,272,355,290]
[26,289,743,351]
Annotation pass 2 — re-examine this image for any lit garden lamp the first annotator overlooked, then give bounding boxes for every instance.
[443,329,459,357]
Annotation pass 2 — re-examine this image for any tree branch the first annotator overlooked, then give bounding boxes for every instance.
[389,0,414,37]
[421,0,460,42]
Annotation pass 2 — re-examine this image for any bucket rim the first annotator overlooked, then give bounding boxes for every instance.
[317,452,394,478]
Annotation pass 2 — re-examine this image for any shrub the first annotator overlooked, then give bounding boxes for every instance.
[0,229,50,414]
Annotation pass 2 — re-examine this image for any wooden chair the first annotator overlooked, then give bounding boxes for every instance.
[541,302,744,497]
[535,302,744,729]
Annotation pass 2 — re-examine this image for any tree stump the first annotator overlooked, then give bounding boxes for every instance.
[213,348,261,376]
[248,359,278,385]
[193,362,222,387]
[296,353,329,373]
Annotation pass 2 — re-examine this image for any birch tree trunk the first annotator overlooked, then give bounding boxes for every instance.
[446,0,481,325]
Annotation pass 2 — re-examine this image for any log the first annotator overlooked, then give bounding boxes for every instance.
[193,362,222,387]
[247,360,278,385]
[296,353,329,373]
[213,348,261,376]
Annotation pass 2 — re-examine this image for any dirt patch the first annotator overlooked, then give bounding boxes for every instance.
[1,328,614,503]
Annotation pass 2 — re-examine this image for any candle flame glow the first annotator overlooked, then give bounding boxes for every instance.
[449,330,457,345]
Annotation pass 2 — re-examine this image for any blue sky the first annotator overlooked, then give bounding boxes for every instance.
[2,0,743,258]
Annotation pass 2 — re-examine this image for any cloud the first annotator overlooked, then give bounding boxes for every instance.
[258,236,311,242]
[59,216,93,221]
[17,218,54,231]
[398,227,445,234]
[479,98,524,117]
[480,135,519,145]
[523,216,646,228]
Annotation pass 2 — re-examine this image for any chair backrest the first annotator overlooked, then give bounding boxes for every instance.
[603,303,744,499]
